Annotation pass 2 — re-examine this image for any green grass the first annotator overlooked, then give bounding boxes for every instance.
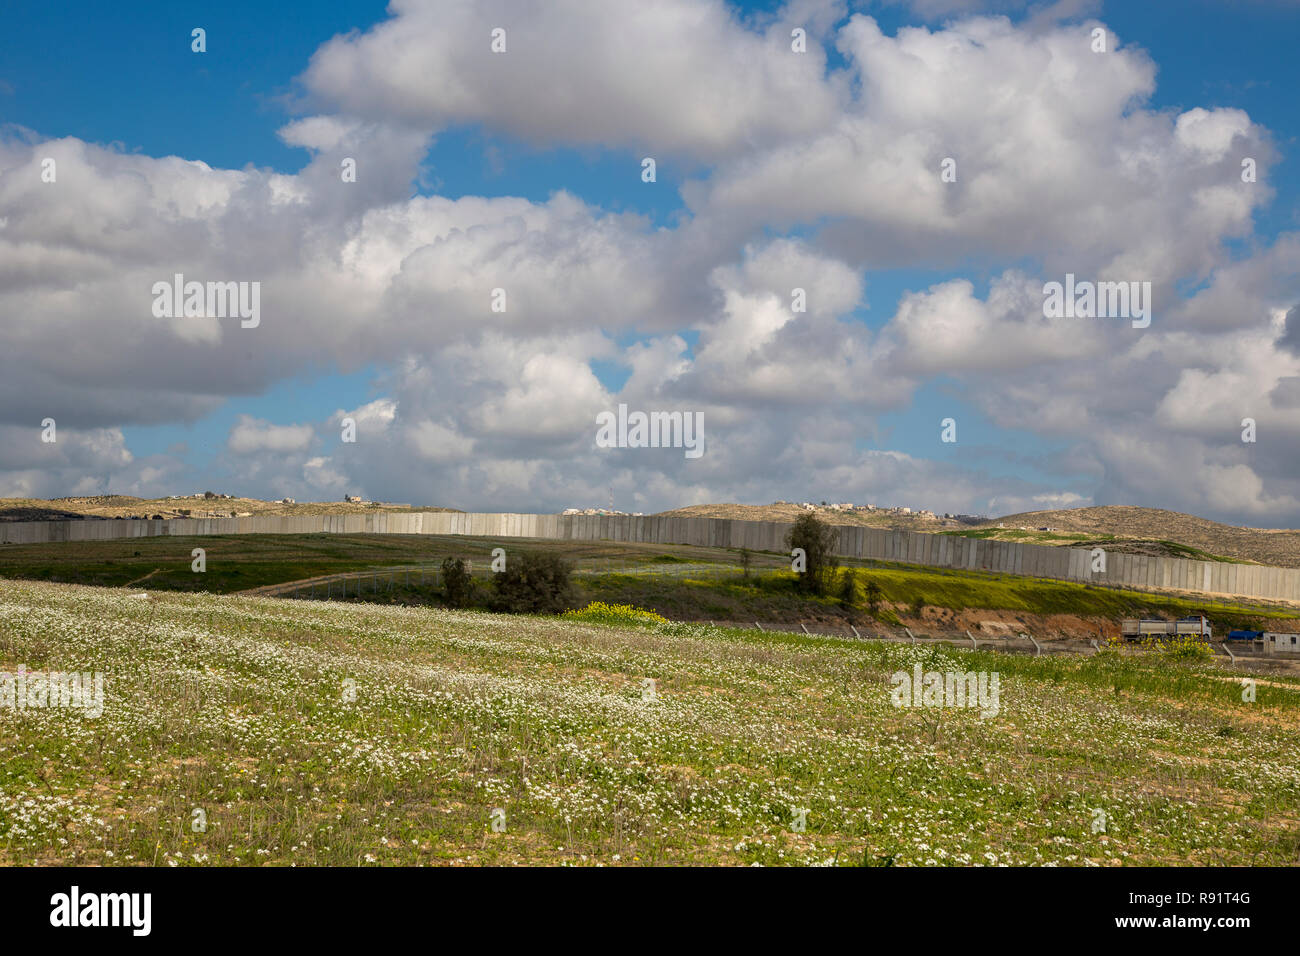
[1155,540,1239,563]
[1,579,1297,866]
[575,565,1293,631]
[0,534,751,595]
[833,564,1287,624]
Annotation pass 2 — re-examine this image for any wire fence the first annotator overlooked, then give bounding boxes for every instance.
[262,559,1296,667]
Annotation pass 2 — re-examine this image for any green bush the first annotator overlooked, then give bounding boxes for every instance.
[864,578,883,616]
[489,552,576,614]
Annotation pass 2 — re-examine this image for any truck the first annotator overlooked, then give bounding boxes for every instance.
[1120,615,1212,642]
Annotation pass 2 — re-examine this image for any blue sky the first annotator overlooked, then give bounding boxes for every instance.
[2,1,1298,520]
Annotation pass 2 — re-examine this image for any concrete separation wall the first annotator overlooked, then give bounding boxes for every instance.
[2,512,1298,602]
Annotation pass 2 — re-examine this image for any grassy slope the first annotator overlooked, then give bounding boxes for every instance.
[578,567,1296,632]
[1,580,1297,866]
[0,534,1294,634]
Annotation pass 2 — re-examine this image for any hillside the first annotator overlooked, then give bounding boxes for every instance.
[654,502,965,530]
[981,506,1300,569]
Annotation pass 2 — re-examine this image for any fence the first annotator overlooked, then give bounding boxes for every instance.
[2,510,1298,602]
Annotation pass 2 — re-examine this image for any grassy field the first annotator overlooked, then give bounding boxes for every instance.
[0,533,1294,636]
[0,533,756,594]
[1,580,1297,866]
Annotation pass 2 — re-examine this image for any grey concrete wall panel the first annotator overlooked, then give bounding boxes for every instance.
[1025,545,1040,578]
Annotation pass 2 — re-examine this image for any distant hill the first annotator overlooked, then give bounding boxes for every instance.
[976,506,1300,568]
[653,502,947,529]
[0,496,460,522]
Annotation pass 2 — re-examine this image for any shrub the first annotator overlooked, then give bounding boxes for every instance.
[739,548,753,580]
[1145,634,1215,664]
[838,568,860,609]
[562,602,668,626]
[909,595,926,618]
[441,557,475,608]
[785,512,839,596]
[489,552,576,614]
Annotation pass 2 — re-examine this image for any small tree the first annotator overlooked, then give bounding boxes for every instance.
[490,552,576,614]
[441,557,475,608]
[738,548,753,581]
[864,579,883,617]
[909,594,926,619]
[785,512,839,596]
[838,568,860,611]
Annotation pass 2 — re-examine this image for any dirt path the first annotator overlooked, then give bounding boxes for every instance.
[239,570,373,597]
[124,568,164,587]
[239,565,444,597]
